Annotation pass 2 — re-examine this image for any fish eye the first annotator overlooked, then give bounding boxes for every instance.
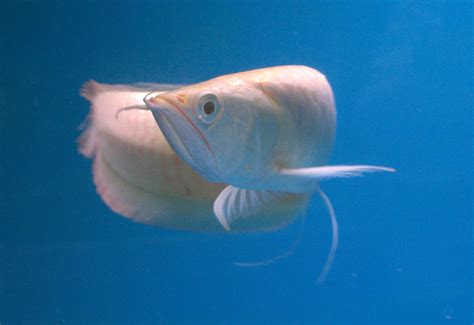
[203,101,215,115]
[197,93,221,124]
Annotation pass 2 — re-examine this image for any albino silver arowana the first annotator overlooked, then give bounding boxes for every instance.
[78,65,394,282]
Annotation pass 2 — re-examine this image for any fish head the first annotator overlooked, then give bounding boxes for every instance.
[144,77,279,186]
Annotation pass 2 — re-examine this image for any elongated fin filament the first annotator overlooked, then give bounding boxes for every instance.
[316,188,339,284]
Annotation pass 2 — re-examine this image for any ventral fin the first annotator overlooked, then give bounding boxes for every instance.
[277,165,396,192]
[213,186,293,231]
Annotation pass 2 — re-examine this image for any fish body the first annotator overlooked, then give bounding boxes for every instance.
[78,66,394,281]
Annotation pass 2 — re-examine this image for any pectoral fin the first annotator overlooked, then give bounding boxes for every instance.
[278,165,395,192]
[213,186,296,231]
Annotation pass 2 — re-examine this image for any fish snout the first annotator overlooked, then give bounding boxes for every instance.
[143,92,162,106]
[144,93,170,109]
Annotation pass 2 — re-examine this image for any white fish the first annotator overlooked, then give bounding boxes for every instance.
[78,65,394,282]
[78,81,307,232]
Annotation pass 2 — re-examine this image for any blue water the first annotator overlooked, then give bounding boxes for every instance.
[2,1,472,323]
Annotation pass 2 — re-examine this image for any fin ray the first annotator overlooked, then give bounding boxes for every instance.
[280,165,396,179]
[277,165,395,192]
[213,186,296,231]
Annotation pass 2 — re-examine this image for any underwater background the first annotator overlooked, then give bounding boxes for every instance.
[1,1,472,324]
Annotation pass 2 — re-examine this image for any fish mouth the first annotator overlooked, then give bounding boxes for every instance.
[145,94,219,181]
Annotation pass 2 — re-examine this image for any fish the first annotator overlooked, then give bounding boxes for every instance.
[78,81,307,232]
[78,65,394,282]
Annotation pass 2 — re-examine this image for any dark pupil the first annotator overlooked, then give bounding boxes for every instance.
[203,101,215,115]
